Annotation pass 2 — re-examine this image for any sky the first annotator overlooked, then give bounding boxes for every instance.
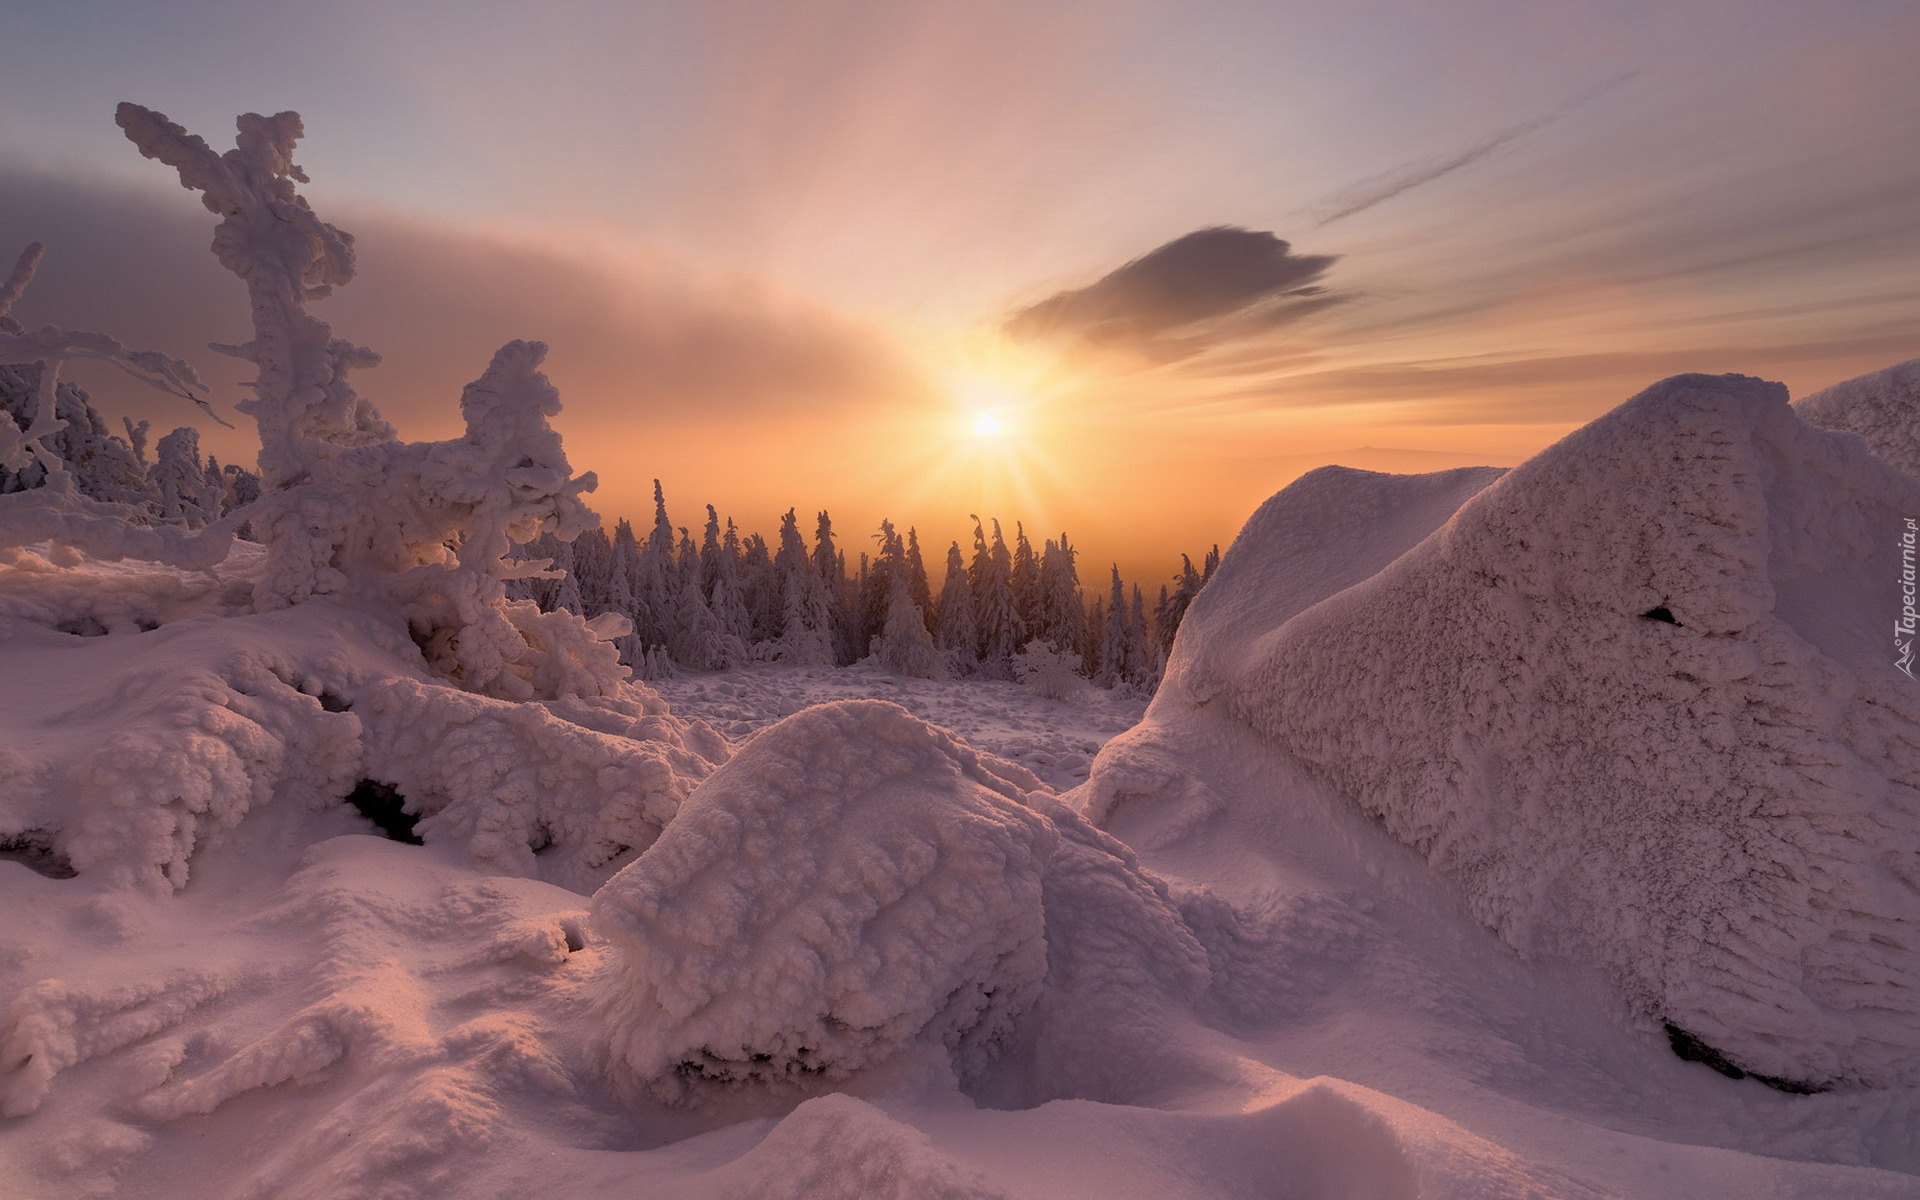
[2,0,1917,583]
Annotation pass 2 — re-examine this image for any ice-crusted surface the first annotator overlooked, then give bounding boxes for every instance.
[1797,357,1920,479]
[1172,373,1920,1087]
[590,700,1059,1095]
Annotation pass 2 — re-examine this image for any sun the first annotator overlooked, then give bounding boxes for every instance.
[970,410,1005,438]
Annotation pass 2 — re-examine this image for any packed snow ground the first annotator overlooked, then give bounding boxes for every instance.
[653,665,1146,791]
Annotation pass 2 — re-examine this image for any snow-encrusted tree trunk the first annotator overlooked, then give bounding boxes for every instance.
[116,105,622,699]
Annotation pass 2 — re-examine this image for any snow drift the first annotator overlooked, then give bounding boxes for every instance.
[1127,372,1920,1089]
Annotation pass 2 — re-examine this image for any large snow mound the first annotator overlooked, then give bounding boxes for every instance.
[1797,358,1920,479]
[590,700,1059,1096]
[1163,373,1920,1088]
[589,698,1223,1105]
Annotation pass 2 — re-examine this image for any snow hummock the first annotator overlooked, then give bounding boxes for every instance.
[1119,372,1920,1090]
[591,700,1056,1095]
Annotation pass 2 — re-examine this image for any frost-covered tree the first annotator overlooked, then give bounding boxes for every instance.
[905,527,932,625]
[970,517,1022,680]
[699,505,725,596]
[739,532,779,646]
[707,515,752,646]
[934,540,979,677]
[631,481,678,650]
[1129,583,1154,692]
[812,510,857,664]
[1155,555,1205,657]
[773,508,835,665]
[0,242,228,564]
[1,365,157,512]
[114,104,623,699]
[1014,638,1083,701]
[1099,566,1133,688]
[858,519,907,657]
[1038,533,1086,662]
[149,427,222,528]
[1084,592,1106,678]
[1010,522,1040,640]
[869,574,943,679]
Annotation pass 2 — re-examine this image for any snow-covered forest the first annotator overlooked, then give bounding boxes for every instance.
[511,492,1215,690]
[2,103,1919,1200]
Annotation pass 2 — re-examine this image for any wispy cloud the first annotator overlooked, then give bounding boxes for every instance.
[1314,72,1638,227]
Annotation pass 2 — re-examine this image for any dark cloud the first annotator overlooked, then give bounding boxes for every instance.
[0,166,926,463]
[1003,226,1337,361]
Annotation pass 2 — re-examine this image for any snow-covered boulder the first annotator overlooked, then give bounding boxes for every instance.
[1796,357,1920,480]
[590,700,1058,1095]
[1153,372,1920,1088]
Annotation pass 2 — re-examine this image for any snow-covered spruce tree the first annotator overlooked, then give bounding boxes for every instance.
[773,507,835,664]
[934,539,979,676]
[869,573,943,679]
[116,104,624,699]
[698,505,725,596]
[707,513,753,646]
[1099,565,1132,688]
[1010,521,1040,639]
[1129,583,1156,692]
[739,531,779,646]
[633,480,677,649]
[148,426,222,528]
[1084,592,1106,678]
[905,526,932,623]
[813,509,857,664]
[1039,533,1086,663]
[971,517,1022,679]
[857,518,906,655]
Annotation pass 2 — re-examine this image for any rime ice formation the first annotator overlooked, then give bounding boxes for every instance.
[116,105,617,699]
[590,701,1058,1094]
[1797,357,1920,479]
[1141,373,1920,1088]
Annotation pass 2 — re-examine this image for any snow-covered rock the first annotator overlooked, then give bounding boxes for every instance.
[1797,357,1920,480]
[1149,373,1920,1088]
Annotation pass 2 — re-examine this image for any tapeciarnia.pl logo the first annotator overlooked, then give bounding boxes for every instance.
[1899,517,1917,679]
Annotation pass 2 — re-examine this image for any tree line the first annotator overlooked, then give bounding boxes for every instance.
[509,479,1220,692]
[0,364,259,528]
